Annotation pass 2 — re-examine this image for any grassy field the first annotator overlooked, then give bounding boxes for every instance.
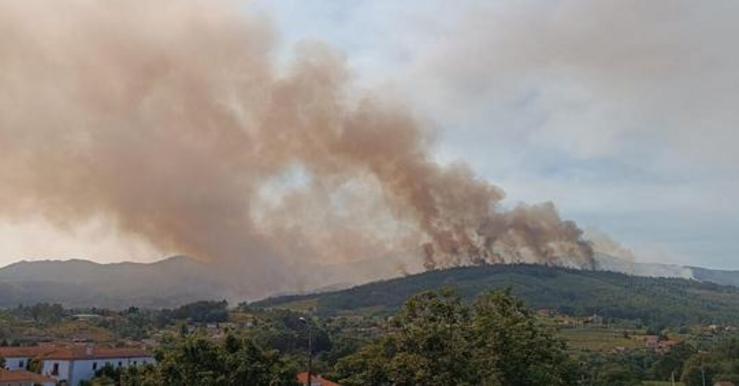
[558,325,645,352]
[642,381,684,385]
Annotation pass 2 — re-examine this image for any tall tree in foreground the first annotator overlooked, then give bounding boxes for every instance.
[471,291,578,385]
[120,335,298,386]
[681,338,739,386]
[333,289,578,386]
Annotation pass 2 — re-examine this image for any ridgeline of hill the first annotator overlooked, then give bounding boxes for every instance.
[0,256,227,309]
[3,255,739,321]
[254,264,739,327]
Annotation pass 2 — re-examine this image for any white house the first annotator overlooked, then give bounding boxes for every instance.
[39,346,154,386]
[0,347,57,371]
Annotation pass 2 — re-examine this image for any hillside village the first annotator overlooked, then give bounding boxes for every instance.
[1,283,739,385]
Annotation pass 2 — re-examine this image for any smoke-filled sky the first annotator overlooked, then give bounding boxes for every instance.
[1,0,738,272]
[246,0,739,269]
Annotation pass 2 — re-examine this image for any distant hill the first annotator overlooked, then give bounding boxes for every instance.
[593,253,739,287]
[2,253,739,312]
[593,253,694,279]
[0,255,398,309]
[0,256,228,308]
[690,266,739,287]
[254,264,739,327]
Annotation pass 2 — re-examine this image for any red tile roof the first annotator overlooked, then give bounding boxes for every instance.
[0,369,56,383]
[0,346,57,358]
[39,347,151,360]
[296,372,341,386]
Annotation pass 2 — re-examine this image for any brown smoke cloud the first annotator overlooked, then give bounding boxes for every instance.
[0,1,593,297]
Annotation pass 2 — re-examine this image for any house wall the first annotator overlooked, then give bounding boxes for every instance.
[41,356,154,386]
[69,357,154,386]
[2,357,30,371]
[41,360,71,383]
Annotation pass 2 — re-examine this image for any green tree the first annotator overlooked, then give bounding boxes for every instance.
[681,353,718,386]
[331,339,395,386]
[592,363,641,386]
[121,335,297,386]
[471,290,578,386]
[334,289,576,386]
[335,289,477,386]
[25,303,66,324]
[681,338,739,386]
[650,342,695,381]
[171,300,229,323]
[121,364,160,386]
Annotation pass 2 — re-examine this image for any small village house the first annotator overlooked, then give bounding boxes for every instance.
[0,347,59,372]
[1,345,153,386]
[39,346,153,385]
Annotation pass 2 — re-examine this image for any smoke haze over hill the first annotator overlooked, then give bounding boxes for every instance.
[0,1,594,297]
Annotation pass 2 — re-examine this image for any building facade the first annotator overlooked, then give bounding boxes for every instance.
[39,347,154,386]
[1,345,153,386]
[0,347,57,371]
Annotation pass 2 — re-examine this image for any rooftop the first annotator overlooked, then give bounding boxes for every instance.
[296,372,341,386]
[39,346,151,360]
[0,346,57,358]
[0,369,56,383]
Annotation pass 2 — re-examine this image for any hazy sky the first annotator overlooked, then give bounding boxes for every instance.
[247,0,739,269]
[1,0,738,270]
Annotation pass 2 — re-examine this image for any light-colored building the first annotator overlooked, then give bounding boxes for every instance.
[0,369,56,386]
[0,347,57,371]
[39,346,154,386]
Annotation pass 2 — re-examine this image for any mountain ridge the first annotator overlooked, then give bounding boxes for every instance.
[0,255,226,308]
[1,254,739,309]
[253,263,739,326]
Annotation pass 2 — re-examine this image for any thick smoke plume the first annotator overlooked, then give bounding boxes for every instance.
[0,1,593,296]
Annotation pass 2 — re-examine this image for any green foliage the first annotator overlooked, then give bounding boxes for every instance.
[81,376,117,386]
[248,309,331,355]
[256,265,739,327]
[592,363,642,386]
[121,364,161,386]
[95,309,161,340]
[681,338,739,386]
[577,349,663,384]
[470,290,578,385]
[96,363,124,380]
[333,289,577,386]
[121,335,298,386]
[0,355,5,368]
[82,364,123,386]
[650,342,695,380]
[680,353,720,386]
[171,300,229,323]
[12,303,66,324]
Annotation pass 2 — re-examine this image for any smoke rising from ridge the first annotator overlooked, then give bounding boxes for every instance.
[0,1,593,296]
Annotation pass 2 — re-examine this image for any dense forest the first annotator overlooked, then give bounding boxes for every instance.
[256,264,739,328]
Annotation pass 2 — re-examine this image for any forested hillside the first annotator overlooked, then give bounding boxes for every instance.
[256,264,739,327]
